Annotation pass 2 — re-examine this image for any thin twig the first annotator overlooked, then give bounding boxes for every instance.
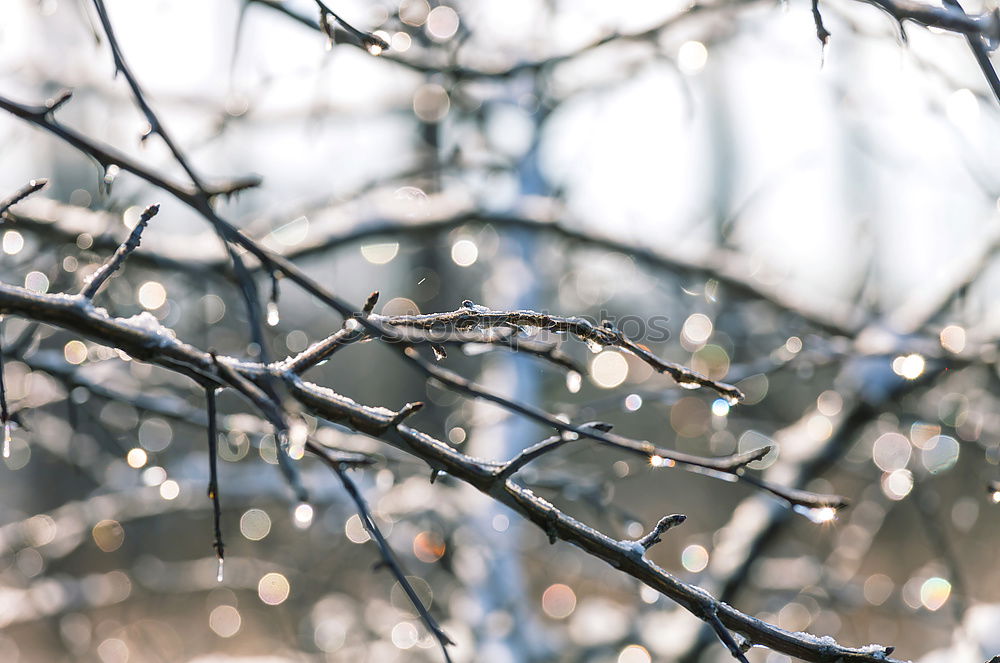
[0,178,47,218]
[706,611,751,663]
[314,0,388,55]
[499,422,613,480]
[80,204,159,299]
[812,0,832,45]
[378,301,744,401]
[311,444,454,662]
[408,349,771,477]
[92,0,211,192]
[206,387,225,580]
[636,514,687,550]
[0,317,10,457]
[210,353,308,502]
[285,324,364,374]
[942,0,1000,105]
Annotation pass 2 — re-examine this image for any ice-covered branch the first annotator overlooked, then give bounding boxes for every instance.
[0,178,47,218]
[636,514,687,551]
[0,275,892,661]
[80,204,159,299]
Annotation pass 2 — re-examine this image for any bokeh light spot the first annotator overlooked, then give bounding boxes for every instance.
[450,239,478,266]
[209,605,241,637]
[591,351,628,389]
[240,509,272,541]
[413,531,446,563]
[361,242,399,264]
[345,514,370,543]
[681,313,713,346]
[939,325,966,353]
[541,583,576,619]
[920,577,951,611]
[138,281,167,310]
[3,230,24,255]
[892,354,925,380]
[159,479,180,500]
[92,520,125,552]
[126,447,147,469]
[258,572,290,605]
[426,5,459,40]
[872,432,911,472]
[678,41,708,74]
[64,340,88,365]
[681,544,709,572]
[882,469,914,500]
[618,644,651,663]
[413,83,450,122]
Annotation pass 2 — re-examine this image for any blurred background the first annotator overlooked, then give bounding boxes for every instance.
[1,0,1000,661]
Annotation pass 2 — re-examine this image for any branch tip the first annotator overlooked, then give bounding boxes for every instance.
[812,0,832,46]
[637,514,686,550]
[362,291,380,316]
[45,89,73,113]
[391,401,424,426]
[0,178,50,217]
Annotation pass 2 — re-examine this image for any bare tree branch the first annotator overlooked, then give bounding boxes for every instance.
[0,277,894,662]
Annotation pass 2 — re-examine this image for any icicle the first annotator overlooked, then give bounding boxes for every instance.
[585,339,603,354]
[2,421,10,459]
[102,164,120,195]
[266,300,280,327]
[216,557,225,583]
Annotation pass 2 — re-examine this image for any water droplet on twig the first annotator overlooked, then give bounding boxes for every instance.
[793,504,838,523]
[266,301,280,327]
[565,371,582,393]
[293,502,314,528]
[102,164,120,195]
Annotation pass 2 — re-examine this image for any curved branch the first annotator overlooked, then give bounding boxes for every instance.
[0,279,892,662]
